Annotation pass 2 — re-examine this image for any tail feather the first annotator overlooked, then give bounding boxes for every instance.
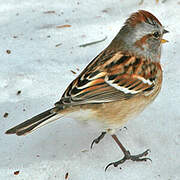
[5,107,62,136]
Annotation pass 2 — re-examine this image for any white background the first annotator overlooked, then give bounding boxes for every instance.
[0,0,179,179]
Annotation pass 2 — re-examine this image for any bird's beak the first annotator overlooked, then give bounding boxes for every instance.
[161,39,168,43]
[163,29,169,34]
[161,29,169,43]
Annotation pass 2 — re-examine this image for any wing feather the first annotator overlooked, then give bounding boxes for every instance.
[55,51,158,106]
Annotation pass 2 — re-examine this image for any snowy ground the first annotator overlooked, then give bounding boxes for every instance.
[0,0,180,179]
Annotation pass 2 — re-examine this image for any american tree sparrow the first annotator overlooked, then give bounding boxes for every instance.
[6,10,168,170]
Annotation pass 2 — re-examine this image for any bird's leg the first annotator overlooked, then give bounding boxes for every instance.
[91,132,106,149]
[105,134,151,171]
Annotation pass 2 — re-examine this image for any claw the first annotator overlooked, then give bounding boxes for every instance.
[90,132,106,149]
[105,149,151,171]
[142,158,152,162]
[131,157,152,162]
[90,139,98,149]
[105,158,125,171]
[135,149,150,157]
[105,162,114,171]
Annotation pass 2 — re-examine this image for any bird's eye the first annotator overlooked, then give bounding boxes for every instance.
[153,31,160,39]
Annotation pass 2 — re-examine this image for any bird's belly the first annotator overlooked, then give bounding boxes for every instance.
[66,109,96,121]
[87,96,154,133]
[65,108,107,131]
[63,94,157,134]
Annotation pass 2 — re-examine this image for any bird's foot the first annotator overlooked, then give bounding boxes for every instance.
[91,132,106,149]
[105,149,151,171]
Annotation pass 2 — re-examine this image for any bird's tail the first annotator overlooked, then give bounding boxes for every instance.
[5,107,62,136]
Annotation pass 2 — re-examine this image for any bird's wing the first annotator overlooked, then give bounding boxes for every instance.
[55,50,158,106]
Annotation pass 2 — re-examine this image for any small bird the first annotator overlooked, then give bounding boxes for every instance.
[6,10,168,170]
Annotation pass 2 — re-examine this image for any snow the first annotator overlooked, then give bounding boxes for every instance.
[0,0,180,179]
